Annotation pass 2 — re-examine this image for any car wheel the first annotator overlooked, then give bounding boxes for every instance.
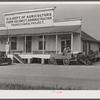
[86,59,92,65]
[0,60,1,66]
[7,59,12,65]
[48,57,57,65]
[63,58,69,65]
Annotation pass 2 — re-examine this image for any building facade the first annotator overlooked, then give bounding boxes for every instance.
[0,7,99,63]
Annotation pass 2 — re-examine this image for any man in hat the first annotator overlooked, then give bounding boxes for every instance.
[63,46,71,56]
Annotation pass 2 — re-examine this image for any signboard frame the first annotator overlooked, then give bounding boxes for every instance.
[4,7,56,29]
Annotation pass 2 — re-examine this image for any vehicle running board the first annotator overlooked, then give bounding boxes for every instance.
[13,54,26,64]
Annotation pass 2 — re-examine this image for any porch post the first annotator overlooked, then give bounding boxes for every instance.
[42,35,44,54]
[25,36,26,53]
[56,34,58,54]
[8,37,10,54]
[6,26,10,54]
[41,35,45,64]
[71,33,73,53]
[6,36,10,55]
[8,36,10,54]
[8,37,9,43]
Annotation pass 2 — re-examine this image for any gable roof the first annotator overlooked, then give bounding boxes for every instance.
[81,31,100,43]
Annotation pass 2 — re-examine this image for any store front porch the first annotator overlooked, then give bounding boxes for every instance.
[7,33,72,64]
[8,53,51,64]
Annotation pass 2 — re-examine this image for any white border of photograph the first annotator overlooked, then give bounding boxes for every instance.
[0,1,100,98]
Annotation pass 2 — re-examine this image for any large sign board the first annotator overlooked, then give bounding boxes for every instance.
[4,7,55,29]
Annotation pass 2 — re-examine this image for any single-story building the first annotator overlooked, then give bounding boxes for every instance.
[0,7,99,64]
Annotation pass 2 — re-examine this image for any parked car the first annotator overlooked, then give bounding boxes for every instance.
[0,52,12,65]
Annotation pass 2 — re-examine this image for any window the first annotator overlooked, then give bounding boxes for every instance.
[88,42,91,51]
[83,41,87,53]
[61,34,71,52]
[61,40,66,52]
[39,36,45,50]
[61,40,71,52]
[26,36,32,53]
[11,37,17,50]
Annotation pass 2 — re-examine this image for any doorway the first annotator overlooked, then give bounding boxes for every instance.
[26,36,32,53]
[61,39,71,52]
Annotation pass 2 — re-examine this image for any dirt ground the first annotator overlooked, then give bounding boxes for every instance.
[0,63,100,89]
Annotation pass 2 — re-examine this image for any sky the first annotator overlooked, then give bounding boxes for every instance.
[0,2,100,40]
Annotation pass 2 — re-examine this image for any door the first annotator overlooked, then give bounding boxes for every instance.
[66,40,71,49]
[61,40,71,52]
[61,40,66,52]
[26,36,32,53]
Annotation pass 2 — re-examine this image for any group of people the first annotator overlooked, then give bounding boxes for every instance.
[62,47,71,56]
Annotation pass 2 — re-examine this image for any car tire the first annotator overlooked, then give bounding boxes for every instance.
[0,60,1,66]
[7,58,12,65]
[63,58,69,65]
[48,57,57,65]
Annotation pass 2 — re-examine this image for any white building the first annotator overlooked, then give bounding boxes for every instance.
[0,7,99,64]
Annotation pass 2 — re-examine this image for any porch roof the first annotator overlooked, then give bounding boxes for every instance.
[81,31,100,43]
[0,25,80,36]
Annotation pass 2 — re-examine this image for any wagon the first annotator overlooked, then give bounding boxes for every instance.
[48,53,77,65]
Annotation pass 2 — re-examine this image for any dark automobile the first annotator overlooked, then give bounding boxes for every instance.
[0,52,12,65]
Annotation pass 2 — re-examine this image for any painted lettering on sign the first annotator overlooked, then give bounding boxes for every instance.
[4,8,54,29]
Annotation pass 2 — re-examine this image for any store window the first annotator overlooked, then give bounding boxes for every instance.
[39,36,45,50]
[61,40,66,52]
[88,42,91,51]
[26,36,32,53]
[83,41,87,53]
[11,37,17,50]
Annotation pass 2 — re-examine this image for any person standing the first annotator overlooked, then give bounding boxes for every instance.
[67,47,71,53]
[5,41,10,56]
[63,47,67,56]
[63,47,71,56]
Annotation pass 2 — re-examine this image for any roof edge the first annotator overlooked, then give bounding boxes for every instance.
[81,31,100,43]
[3,6,56,16]
[54,17,82,23]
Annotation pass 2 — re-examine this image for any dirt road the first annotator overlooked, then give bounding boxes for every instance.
[0,64,100,89]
